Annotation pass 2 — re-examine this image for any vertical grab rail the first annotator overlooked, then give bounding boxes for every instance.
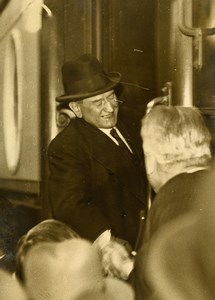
[178,0,215,70]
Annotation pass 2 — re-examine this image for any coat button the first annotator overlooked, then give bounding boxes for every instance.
[120,211,127,217]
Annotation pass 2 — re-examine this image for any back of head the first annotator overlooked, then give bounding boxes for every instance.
[23,239,104,300]
[141,105,212,168]
[15,219,79,282]
[23,239,135,300]
[0,269,27,300]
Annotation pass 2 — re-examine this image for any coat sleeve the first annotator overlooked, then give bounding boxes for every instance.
[47,134,111,241]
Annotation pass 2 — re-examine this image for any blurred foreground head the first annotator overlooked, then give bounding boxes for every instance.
[23,239,134,300]
[0,269,27,300]
[15,219,79,282]
[141,105,212,192]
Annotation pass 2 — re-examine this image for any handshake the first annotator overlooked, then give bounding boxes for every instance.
[93,234,135,280]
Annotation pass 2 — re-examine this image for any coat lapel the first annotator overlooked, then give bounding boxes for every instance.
[78,119,146,202]
[116,120,143,164]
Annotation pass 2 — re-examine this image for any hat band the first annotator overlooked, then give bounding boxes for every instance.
[65,73,111,96]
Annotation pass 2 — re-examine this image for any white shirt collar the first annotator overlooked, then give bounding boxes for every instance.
[99,127,133,153]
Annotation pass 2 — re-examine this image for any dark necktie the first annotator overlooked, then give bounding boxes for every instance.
[110,128,133,158]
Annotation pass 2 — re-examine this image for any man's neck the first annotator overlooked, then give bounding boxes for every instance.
[157,165,209,193]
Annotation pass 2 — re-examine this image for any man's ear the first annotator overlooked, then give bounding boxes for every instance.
[69,102,82,118]
[145,153,156,176]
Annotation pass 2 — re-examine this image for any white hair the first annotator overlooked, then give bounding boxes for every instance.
[141,106,212,169]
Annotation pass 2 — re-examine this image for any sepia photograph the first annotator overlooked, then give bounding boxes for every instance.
[0,0,215,299]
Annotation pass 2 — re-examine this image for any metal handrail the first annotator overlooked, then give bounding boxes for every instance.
[178,0,215,69]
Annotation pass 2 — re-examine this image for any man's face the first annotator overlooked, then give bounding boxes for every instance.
[75,90,119,129]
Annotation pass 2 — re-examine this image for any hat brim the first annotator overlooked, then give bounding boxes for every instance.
[56,72,121,103]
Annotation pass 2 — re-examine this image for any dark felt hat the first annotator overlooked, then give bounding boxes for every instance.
[56,54,121,103]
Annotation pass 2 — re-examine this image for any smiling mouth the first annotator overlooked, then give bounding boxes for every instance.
[101,114,113,119]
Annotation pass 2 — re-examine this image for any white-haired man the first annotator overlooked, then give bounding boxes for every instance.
[134,104,212,299]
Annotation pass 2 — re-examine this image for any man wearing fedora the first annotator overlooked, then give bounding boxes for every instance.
[48,54,148,279]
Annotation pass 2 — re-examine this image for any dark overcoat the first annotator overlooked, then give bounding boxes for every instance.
[133,169,213,299]
[48,114,148,247]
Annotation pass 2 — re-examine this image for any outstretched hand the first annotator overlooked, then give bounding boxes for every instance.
[100,236,134,280]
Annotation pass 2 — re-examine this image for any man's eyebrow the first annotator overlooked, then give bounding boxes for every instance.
[91,92,114,102]
[92,98,103,102]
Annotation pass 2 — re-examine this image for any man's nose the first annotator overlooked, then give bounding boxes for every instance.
[103,99,115,112]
